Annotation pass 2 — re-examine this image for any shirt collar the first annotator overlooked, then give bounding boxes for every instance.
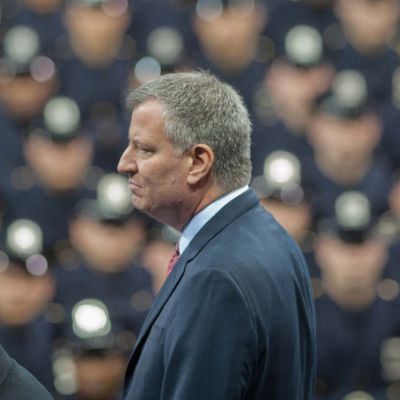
[178,185,249,254]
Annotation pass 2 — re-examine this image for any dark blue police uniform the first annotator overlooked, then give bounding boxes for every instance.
[315,294,400,399]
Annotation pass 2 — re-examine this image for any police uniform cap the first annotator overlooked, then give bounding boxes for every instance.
[72,299,111,339]
[147,27,184,66]
[195,0,256,21]
[42,96,81,141]
[380,336,400,381]
[317,70,369,119]
[76,173,132,223]
[3,219,49,276]
[2,26,40,75]
[263,151,301,188]
[333,70,367,109]
[252,151,304,205]
[329,191,372,243]
[97,173,132,218]
[67,0,107,7]
[343,391,374,400]
[6,219,43,259]
[67,0,131,14]
[133,57,162,84]
[284,25,323,67]
[69,298,133,355]
[335,191,370,230]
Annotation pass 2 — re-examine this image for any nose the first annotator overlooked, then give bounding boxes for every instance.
[117,146,137,175]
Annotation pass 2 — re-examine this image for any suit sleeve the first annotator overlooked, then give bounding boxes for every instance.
[161,268,259,400]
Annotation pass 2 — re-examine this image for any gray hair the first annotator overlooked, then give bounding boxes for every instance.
[127,71,252,193]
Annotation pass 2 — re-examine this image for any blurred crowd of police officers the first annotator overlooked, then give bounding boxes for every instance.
[0,0,400,399]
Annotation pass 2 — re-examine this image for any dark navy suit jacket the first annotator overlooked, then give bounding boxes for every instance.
[124,190,316,399]
[0,345,53,400]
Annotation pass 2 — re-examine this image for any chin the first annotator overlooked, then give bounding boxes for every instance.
[130,195,142,208]
[132,198,151,216]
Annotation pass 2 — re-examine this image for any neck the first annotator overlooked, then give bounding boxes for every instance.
[323,282,377,311]
[171,184,228,232]
[345,31,386,57]
[69,39,122,68]
[185,188,228,231]
[275,102,311,133]
[203,43,256,74]
[315,153,370,185]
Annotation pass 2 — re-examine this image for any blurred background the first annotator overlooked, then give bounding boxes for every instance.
[0,0,400,399]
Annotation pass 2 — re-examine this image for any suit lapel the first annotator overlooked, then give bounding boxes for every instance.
[125,189,259,383]
[0,345,12,386]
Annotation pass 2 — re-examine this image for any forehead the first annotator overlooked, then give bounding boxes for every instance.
[0,265,32,279]
[129,99,168,137]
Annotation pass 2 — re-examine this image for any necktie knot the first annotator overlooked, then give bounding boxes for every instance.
[167,244,180,275]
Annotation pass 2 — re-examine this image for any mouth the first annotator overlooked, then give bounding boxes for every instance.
[128,180,141,192]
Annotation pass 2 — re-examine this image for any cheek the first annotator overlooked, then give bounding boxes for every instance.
[143,162,180,187]
[363,246,386,272]
[315,132,336,151]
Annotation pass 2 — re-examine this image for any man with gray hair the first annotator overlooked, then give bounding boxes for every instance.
[118,71,316,399]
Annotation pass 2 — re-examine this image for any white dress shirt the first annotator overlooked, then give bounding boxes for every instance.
[178,185,249,254]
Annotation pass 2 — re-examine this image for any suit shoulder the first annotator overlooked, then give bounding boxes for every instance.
[219,204,306,270]
[1,359,53,400]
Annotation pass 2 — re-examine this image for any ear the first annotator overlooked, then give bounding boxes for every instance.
[364,113,382,147]
[63,4,77,31]
[333,0,344,21]
[304,116,319,147]
[121,10,132,30]
[42,273,56,303]
[76,135,94,159]
[186,144,214,186]
[314,235,336,273]
[69,217,86,250]
[23,135,45,164]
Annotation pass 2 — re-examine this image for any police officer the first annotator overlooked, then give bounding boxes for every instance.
[128,0,194,75]
[188,0,268,114]
[2,0,65,59]
[313,191,400,399]
[332,0,400,103]
[0,24,58,124]
[251,150,313,246]
[53,298,139,399]
[0,219,57,393]
[252,23,333,175]
[303,69,392,222]
[264,0,338,55]
[0,24,59,181]
[59,0,134,118]
[1,95,94,261]
[53,173,153,398]
[251,150,320,278]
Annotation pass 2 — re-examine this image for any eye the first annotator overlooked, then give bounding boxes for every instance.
[135,143,152,155]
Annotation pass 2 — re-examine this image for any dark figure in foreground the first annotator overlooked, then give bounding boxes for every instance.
[0,345,53,400]
[118,71,316,399]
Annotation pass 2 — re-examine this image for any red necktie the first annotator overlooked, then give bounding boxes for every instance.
[166,244,180,276]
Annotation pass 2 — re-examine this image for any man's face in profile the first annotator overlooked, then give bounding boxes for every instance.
[118,100,189,224]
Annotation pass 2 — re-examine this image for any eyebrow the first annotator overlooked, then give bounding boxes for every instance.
[128,136,155,149]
